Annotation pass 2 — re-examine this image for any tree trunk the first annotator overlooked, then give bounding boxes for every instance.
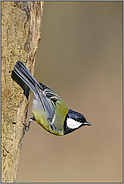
[1,1,44,182]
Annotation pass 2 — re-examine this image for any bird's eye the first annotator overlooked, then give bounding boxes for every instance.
[77,118,81,122]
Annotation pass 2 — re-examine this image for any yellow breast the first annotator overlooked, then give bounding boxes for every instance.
[32,109,64,136]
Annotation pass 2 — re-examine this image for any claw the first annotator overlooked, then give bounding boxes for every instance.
[23,123,29,132]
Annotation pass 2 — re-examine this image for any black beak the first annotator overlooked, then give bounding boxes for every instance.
[84,121,92,126]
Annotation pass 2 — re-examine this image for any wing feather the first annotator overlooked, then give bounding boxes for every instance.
[34,83,60,123]
[33,82,69,132]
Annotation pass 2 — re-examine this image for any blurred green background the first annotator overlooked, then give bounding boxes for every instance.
[17,2,122,182]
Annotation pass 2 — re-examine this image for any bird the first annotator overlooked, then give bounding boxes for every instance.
[12,60,91,136]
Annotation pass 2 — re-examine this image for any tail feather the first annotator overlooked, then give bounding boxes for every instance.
[12,60,57,121]
[13,60,38,95]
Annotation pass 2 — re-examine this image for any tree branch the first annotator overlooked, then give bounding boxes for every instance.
[1,1,44,182]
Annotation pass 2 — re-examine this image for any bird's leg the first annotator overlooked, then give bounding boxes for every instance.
[20,116,35,149]
[23,116,35,132]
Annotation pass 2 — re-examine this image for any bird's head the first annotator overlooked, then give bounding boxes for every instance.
[64,109,91,135]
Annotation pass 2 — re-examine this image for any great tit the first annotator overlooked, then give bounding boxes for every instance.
[12,60,91,136]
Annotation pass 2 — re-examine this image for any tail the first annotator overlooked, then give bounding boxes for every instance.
[12,60,38,95]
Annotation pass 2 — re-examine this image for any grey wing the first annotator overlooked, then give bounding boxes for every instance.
[34,83,59,122]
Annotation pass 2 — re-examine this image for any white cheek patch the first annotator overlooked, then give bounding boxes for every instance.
[67,118,82,129]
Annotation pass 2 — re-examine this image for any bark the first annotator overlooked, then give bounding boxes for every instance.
[1,1,44,182]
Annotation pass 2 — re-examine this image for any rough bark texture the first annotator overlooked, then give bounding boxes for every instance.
[1,1,44,182]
